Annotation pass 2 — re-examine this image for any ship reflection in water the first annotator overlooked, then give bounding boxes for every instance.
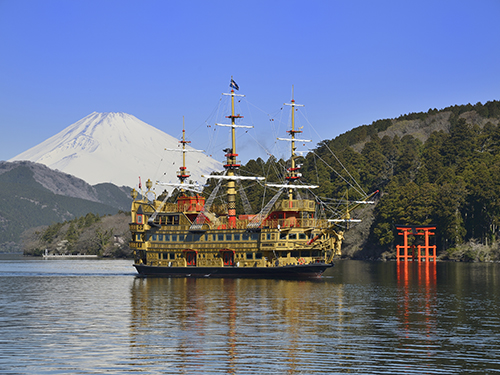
[127,261,500,374]
[129,277,333,374]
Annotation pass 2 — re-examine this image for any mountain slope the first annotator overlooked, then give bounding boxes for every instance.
[0,161,132,252]
[10,112,222,188]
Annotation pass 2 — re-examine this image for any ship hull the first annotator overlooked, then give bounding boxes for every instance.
[134,263,333,279]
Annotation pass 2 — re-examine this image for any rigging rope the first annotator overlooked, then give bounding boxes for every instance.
[310,150,366,198]
[189,171,227,231]
[247,186,285,229]
[299,112,367,197]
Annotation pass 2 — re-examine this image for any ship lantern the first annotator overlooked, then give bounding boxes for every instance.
[131,188,138,200]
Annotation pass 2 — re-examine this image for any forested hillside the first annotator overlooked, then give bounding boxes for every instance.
[310,100,500,259]
[22,212,132,258]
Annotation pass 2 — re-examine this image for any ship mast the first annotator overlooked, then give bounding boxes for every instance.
[281,86,308,200]
[159,118,204,194]
[226,89,240,227]
[177,116,191,192]
[216,79,253,228]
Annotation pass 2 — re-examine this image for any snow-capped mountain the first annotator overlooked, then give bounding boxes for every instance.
[10,112,222,190]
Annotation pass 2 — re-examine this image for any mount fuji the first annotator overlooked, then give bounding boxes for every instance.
[10,112,222,189]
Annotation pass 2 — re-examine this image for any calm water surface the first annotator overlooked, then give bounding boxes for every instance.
[0,257,499,374]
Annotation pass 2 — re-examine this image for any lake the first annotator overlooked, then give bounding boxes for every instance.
[0,257,499,374]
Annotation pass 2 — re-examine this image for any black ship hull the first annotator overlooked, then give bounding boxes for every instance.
[134,263,333,279]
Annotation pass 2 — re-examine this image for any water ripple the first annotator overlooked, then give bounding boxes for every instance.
[0,260,500,373]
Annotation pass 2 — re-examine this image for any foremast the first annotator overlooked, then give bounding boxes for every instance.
[177,116,191,189]
[159,117,205,194]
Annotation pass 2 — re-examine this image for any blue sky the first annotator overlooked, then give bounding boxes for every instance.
[1,0,500,162]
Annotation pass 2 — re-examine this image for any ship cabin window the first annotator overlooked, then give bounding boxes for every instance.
[246,253,253,260]
[279,232,287,240]
[218,234,224,241]
[178,235,185,241]
[291,250,300,258]
[137,214,143,224]
[242,233,249,241]
[255,252,263,259]
[136,234,142,241]
[185,234,192,242]
[251,233,259,241]
[300,250,309,257]
[152,234,157,241]
[164,234,170,241]
[299,233,306,240]
[234,234,240,241]
[172,235,177,242]
[158,234,163,241]
[264,233,274,241]
[226,234,232,241]
[166,215,180,225]
[289,233,297,240]
[312,250,320,257]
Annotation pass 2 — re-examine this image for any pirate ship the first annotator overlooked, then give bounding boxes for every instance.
[129,82,376,278]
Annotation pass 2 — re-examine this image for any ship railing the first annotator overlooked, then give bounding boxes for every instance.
[274,199,316,211]
[177,203,204,212]
[179,204,228,215]
[210,204,228,215]
[187,217,330,231]
[262,218,329,230]
[210,218,327,230]
[152,201,228,216]
[129,223,145,232]
[157,202,178,212]
[212,217,251,230]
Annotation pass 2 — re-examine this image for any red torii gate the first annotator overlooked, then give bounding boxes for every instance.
[396,225,436,262]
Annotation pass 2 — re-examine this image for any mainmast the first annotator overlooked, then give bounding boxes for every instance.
[216,79,253,228]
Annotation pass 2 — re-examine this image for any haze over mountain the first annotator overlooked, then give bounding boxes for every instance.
[10,112,222,189]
